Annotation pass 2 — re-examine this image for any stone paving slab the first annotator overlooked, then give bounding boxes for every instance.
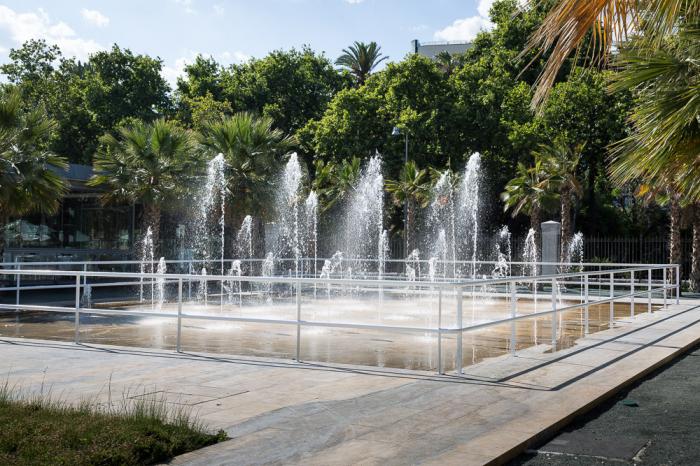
[0,301,699,465]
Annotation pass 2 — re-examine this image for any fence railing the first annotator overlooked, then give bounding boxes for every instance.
[0,262,679,375]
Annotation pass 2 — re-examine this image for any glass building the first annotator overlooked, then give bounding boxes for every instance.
[2,164,136,263]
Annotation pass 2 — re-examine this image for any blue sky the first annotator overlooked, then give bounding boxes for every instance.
[0,1,495,86]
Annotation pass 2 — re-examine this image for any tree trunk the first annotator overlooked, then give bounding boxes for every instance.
[142,203,161,258]
[669,193,681,287]
[0,213,6,260]
[691,204,700,292]
[559,188,572,263]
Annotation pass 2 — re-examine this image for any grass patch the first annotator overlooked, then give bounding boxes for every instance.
[0,380,227,465]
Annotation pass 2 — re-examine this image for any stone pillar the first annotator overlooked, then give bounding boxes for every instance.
[541,221,561,275]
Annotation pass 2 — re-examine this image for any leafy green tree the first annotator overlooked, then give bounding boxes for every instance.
[385,161,430,251]
[89,119,198,251]
[0,89,67,251]
[335,41,388,85]
[221,47,350,136]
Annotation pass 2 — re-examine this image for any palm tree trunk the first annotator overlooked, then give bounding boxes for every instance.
[669,193,681,287]
[0,213,6,259]
[559,189,572,263]
[143,203,161,258]
[691,204,700,292]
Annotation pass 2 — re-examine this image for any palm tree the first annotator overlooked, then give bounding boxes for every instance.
[199,112,294,251]
[89,119,198,253]
[523,0,700,107]
[536,140,584,262]
[335,41,388,85]
[0,89,67,253]
[385,161,430,252]
[312,157,362,213]
[501,159,559,248]
[435,51,464,75]
[636,180,684,288]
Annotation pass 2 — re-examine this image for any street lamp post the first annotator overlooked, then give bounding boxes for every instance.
[392,126,409,255]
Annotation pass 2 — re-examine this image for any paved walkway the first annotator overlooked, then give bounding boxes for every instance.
[1,301,699,465]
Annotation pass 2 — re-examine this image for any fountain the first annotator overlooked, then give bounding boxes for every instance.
[493,226,511,279]
[305,191,318,279]
[427,171,457,278]
[139,226,154,303]
[236,215,253,273]
[155,257,166,310]
[456,153,481,278]
[276,153,304,278]
[195,154,227,275]
[342,153,384,277]
[226,260,243,307]
[197,267,208,307]
[567,232,585,272]
[523,228,538,278]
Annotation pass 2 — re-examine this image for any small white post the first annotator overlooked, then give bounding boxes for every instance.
[551,278,557,351]
[15,263,20,306]
[648,268,652,314]
[177,277,182,353]
[295,280,302,362]
[584,274,589,335]
[609,272,614,328]
[188,261,192,300]
[631,270,635,317]
[510,280,516,356]
[437,287,443,375]
[74,274,80,343]
[455,287,463,374]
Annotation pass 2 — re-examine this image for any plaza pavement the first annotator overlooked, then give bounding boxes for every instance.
[1,299,699,465]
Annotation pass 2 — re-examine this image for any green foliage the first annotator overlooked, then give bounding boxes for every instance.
[335,41,388,85]
[221,47,350,135]
[199,112,294,218]
[89,119,199,207]
[1,42,171,164]
[0,382,225,466]
[0,88,67,220]
[311,156,362,213]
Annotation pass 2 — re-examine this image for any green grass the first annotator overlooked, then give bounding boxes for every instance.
[0,381,227,465]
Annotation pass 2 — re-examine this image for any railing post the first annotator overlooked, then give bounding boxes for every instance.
[177,277,182,353]
[630,270,635,317]
[455,286,463,375]
[609,272,614,328]
[188,261,192,300]
[295,279,302,362]
[663,267,667,309]
[551,278,557,351]
[437,287,443,375]
[648,268,652,314]
[510,280,516,356]
[675,264,680,304]
[15,263,20,306]
[74,274,80,344]
[584,274,589,335]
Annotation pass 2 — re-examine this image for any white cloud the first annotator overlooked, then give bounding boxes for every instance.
[0,6,103,60]
[344,0,365,4]
[80,8,109,27]
[433,0,495,42]
[174,0,196,14]
[218,50,250,64]
[213,4,224,16]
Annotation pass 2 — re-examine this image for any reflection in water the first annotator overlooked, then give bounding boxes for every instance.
[0,299,657,373]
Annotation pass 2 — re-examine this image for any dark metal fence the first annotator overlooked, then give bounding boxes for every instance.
[388,235,688,279]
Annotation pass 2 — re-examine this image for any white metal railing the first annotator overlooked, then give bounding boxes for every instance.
[0,263,680,375]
